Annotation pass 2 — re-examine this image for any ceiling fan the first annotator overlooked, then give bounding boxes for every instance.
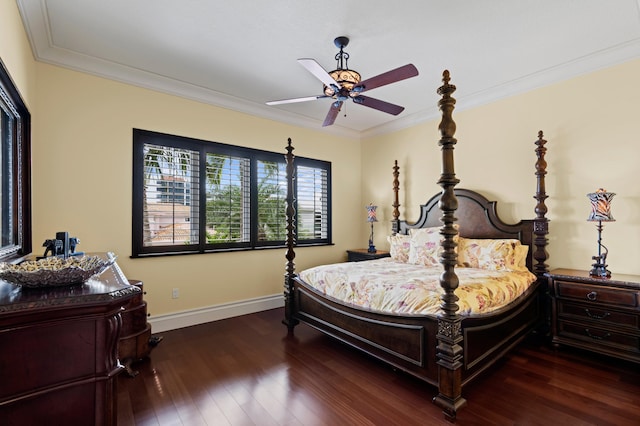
[266,36,419,127]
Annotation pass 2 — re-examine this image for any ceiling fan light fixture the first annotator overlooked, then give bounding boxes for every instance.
[266,35,418,127]
[324,69,361,96]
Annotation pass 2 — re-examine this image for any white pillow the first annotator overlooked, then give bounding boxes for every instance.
[408,227,457,267]
[387,234,411,263]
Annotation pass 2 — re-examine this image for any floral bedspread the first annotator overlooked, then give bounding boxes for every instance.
[298,258,537,316]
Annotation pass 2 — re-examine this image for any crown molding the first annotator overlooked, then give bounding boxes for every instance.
[17,0,640,140]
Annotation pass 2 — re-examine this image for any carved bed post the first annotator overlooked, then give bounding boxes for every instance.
[432,70,466,421]
[391,160,401,234]
[533,131,550,332]
[283,138,299,332]
[533,131,549,278]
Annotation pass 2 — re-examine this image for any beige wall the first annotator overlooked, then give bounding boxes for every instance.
[0,0,37,109]
[364,60,640,275]
[3,0,362,318]
[32,64,362,316]
[4,1,640,322]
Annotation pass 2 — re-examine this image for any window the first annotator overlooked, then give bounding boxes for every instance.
[132,129,331,257]
[0,59,31,262]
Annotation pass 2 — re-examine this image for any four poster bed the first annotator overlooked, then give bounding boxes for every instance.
[282,70,550,421]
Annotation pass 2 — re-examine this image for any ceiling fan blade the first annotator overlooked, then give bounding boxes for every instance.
[298,58,340,92]
[266,95,329,105]
[353,96,405,115]
[351,64,418,94]
[322,101,343,127]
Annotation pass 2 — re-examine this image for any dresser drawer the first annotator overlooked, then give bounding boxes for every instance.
[557,300,640,331]
[557,320,640,354]
[556,280,639,308]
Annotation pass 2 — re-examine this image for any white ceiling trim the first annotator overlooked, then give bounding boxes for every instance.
[364,37,640,140]
[17,0,361,138]
[17,0,640,140]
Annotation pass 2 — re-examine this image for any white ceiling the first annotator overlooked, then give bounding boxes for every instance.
[16,0,640,139]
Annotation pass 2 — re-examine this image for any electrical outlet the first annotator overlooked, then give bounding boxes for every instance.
[172,288,179,299]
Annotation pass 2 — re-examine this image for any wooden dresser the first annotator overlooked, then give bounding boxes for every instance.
[547,268,640,364]
[119,279,155,376]
[0,257,140,426]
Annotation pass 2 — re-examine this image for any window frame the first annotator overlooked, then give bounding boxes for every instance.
[132,129,331,257]
[0,59,31,263]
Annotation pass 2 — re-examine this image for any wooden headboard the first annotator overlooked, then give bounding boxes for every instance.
[392,188,536,272]
[390,126,549,279]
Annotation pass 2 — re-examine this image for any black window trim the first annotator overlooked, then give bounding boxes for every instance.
[132,129,332,258]
[0,58,31,263]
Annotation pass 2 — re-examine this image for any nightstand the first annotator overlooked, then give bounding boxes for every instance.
[546,268,640,364]
[346,249,390,262]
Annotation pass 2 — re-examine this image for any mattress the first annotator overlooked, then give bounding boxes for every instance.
[298,258,537,316]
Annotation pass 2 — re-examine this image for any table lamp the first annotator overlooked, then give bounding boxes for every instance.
[366,203,378,253]
[587,188,615,277]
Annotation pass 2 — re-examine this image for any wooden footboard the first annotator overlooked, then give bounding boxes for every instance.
[292,277,543,390]
[294,277,439,385]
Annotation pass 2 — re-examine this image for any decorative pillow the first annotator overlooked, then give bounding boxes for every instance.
[387,234,411,263]
[408,226,458,267]
[514,244,529,269]
[457,238,526,271]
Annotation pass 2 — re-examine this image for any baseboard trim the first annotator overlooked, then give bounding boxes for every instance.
[148,293,284,333]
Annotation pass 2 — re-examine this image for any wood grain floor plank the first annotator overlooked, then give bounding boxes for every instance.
[117,308,640,425]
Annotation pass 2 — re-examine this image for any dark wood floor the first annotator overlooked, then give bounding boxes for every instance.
[117,308,640,426]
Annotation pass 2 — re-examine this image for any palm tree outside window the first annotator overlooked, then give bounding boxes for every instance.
[132,129,331,257]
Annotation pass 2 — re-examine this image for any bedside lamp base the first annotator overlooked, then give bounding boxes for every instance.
[589,261,610,278]
[367,220,376,253]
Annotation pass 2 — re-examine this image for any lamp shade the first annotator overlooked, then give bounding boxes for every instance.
[587,189,615,222]
[366,204,378,222]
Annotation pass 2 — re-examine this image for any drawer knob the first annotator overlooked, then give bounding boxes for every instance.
[585,309,610,320]
[586,291,598,301]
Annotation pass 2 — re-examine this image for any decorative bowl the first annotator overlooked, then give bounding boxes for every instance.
[0,253,117,288]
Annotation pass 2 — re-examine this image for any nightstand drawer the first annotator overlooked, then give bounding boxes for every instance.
[556,280,638,308]
[557,300,639,330]
[557,321,640,353]
[548,269,640,364]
